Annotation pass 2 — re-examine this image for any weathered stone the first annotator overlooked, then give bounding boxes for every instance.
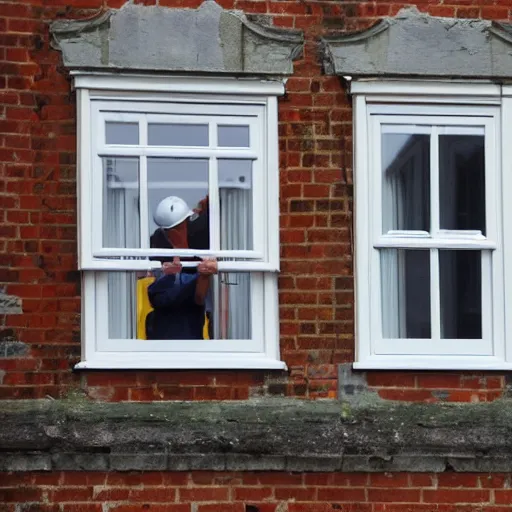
[226,454,286,471]
[2,398,512,472]
[1,341,28,357]
[168,453,226,471]
[110,453,167,471]
[322,7,512,78]
[286,455,342,472]
[338,363,372,402]
[50,1,303,77]
[51,452,109,471]
[0,453,51,471]
[0,290,22,315]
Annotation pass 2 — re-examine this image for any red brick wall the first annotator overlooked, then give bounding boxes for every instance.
[2,471,512,511]
[1,0,511,402]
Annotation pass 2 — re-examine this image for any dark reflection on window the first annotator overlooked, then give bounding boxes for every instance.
[440,250,482,339]
[382,133,430,232]
[439,135,485,234]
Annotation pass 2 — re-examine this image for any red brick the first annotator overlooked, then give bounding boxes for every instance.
[367,489,421,502]
[179,488,229,502]
[423,489,491,504]
[317,488,366,501]
[233,487,273,501]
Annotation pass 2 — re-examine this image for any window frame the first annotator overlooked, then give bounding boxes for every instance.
[352,80,512,370]
[74,74,285,370]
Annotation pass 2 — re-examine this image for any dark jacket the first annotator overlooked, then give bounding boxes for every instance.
[146,273,204,340]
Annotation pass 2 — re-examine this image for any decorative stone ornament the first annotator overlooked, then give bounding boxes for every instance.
[322,7,512,78]
[50,0,303,76]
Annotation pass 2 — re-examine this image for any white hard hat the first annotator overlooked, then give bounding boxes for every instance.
[153,196,193,229]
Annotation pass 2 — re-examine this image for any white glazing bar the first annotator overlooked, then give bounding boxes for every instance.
[481,250,492,344]
[96,146,258,159]
[430,249,441,341]
[92,248,263,258]
[139,155,149,249]
[431,126,440,234]
[374,237,496,250]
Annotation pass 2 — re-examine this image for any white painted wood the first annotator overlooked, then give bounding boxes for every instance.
[72,73,286,96]
[351,80,501,98]
[355,84,506,368]
[501,97,512,363]
[76,74,283,369]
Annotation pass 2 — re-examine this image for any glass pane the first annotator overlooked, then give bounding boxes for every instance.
[103,157,140,248]
[105,122,139,145]
[107,271,251,340]
[440,250,481,339]
[148,158,210,251]
[381,249,431,339]
[439,135,485,234]
[148,123,209,146]
[381,133,430,232]
[216,272,251,340]
[218,125,250,147]
[218,159,253,251]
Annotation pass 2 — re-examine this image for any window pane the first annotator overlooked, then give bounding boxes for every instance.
[148,158,210,251]
[105,122,139,145]
[107,271,251,340]
[381,249,431,338]
[148,123,209,146]
[382,133,430,232]
[439,135,485,234]
[103,157,140,248]
[440,250,481,339]
[218,159,253,251]
[218,125,250,147]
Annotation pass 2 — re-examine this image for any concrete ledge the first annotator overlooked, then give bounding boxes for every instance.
[2,398,512,472]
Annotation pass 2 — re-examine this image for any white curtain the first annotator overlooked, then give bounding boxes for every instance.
[219,187,251,339]
[105,160,140,339]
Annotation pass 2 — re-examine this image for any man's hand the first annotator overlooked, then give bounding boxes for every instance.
[162,257,182,275]
[197,258,218,276]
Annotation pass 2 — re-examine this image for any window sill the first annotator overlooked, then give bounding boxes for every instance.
[354,355,511,371]
[74,353,287,370]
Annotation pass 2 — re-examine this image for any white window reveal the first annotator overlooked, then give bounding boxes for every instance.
[75,75,284,370]
[352,81,512,370]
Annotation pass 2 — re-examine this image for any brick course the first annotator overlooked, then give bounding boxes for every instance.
[1,0,511,402]
[2,471,512,510]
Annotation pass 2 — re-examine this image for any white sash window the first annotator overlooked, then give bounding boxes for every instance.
[75,75,283,369]
[353,81,512,369]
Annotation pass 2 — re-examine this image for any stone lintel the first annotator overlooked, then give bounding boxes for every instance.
[50,1,303,77]
[322,7,512,79]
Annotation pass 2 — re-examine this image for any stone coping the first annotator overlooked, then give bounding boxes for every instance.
[2,397,512,472]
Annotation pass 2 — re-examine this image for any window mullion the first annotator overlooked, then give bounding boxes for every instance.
[139,155,149,249]
[430,248,441,341]
[430,127,441,341]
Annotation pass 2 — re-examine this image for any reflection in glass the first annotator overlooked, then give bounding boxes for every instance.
[219,159,253,251]
[382,133,430,233]
[381,249,431,339]
[103,157,140,248]
[218,125,250,147]
[439,135,485,234]
[148,123,209,147]
[147,158,210,250]
[105,122,139,145]
[440,250,481,339]
[106,271,251,340]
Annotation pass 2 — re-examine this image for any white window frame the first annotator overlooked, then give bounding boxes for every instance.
[352,79,512,370]
[74,73,285,370]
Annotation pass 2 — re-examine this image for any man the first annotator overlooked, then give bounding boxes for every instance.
[146,196,217,340]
